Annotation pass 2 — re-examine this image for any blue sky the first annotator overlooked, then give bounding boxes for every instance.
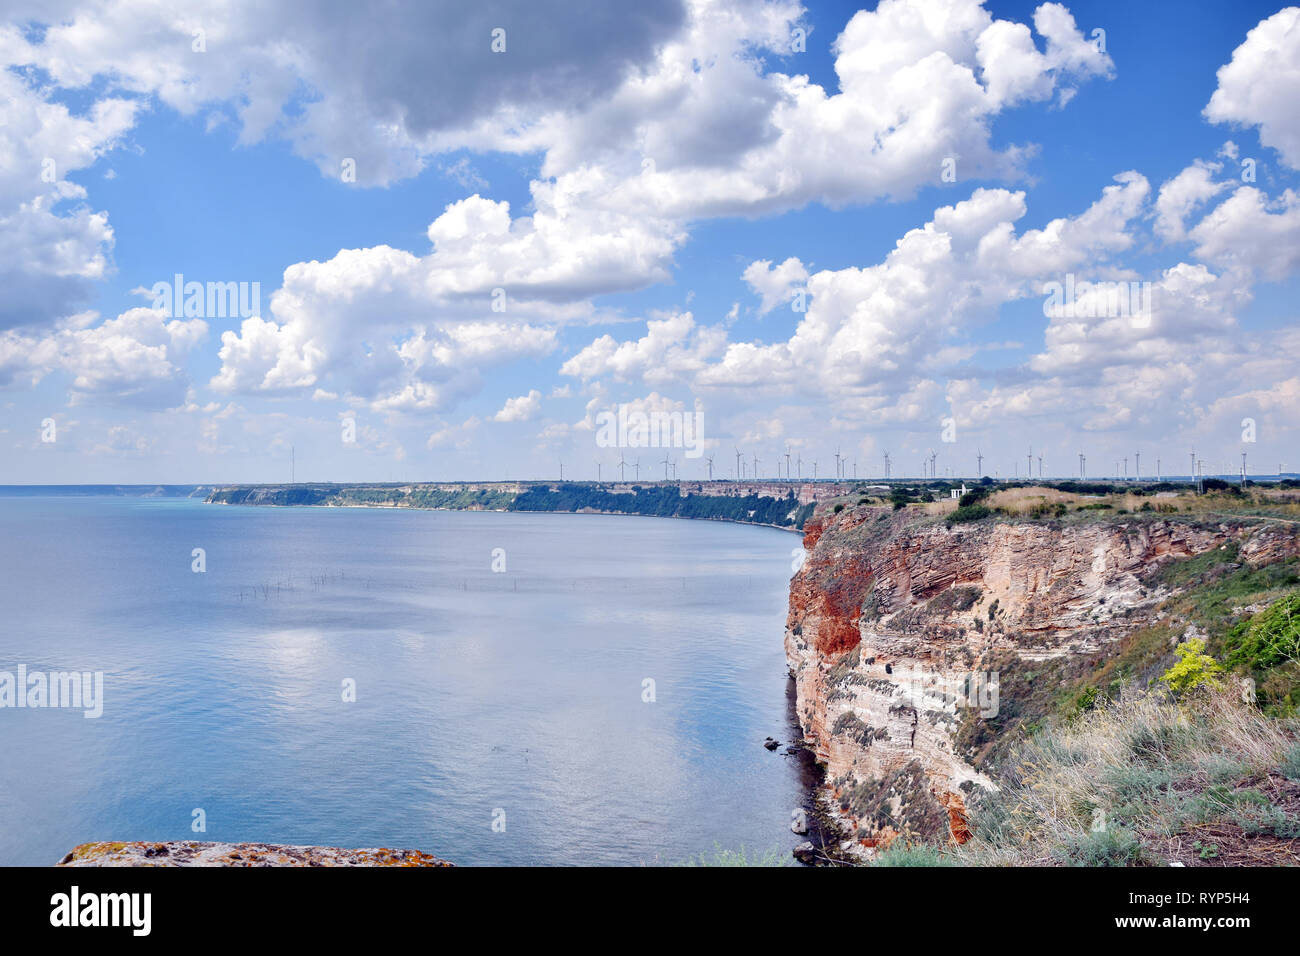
[3,0,1299,483]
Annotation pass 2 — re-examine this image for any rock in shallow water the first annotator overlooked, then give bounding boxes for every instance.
[57,841,453,867]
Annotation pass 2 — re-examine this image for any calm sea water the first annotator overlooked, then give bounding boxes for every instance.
[0,497,816,866]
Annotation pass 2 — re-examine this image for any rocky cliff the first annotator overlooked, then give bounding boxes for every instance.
[785,501,1300,856]
[57,841,453,866]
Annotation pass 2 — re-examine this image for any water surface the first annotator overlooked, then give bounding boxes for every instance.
[0,498,813,865]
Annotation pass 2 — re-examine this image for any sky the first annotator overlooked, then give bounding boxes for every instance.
[1,0,1298,484]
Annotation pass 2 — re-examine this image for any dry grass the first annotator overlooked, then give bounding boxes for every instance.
[986,486,1082,515]
[957,687,1300,866]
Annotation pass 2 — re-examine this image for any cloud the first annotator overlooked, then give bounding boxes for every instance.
[561,311,727,385]
[0,67,138,330]
[686,174,1150,395]
[742,257,808,314]
[1187,186,1300,281]
[1154,160,1231,242]
[7,0,687,187]
[0,307,207,407]
[493,389,542,423]
[208,224,564,410]
[1205,7,1300,169]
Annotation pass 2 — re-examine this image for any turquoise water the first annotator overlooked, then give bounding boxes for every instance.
[0,497,814,865]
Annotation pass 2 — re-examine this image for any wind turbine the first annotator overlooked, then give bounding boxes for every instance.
[734,447,743,483]
[559,460,564,482]
[671,457,678,481]
[1134,452,1140,482]
[976,448,983,478]
[785,447,793,483]
[834,447,842,480]
[706,455,714,480]
[753,453,760,480]
[797,455,803,480]
[618,453,627,482]
[883,451,891,480]
[662,453,671,480]
[634,457,640,482]
[1037,454,1043,479]
[596,459,602,482]
[812,460,818,480]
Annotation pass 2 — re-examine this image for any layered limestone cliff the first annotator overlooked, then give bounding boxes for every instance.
[785,503,1300,855]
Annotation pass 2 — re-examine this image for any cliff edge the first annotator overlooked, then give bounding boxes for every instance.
[786,486,1300,858]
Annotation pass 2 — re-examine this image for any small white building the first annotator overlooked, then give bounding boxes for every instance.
[950,483,968,500]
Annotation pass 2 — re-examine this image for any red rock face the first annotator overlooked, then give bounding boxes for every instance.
[786,506,1300,855]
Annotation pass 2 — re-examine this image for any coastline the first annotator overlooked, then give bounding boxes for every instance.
[206,496,806,534]
[203,479,843,535]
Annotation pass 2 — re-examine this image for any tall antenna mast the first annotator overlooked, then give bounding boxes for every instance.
[976,448,983,477]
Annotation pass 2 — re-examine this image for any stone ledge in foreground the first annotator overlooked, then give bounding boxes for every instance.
[57,841,453,867]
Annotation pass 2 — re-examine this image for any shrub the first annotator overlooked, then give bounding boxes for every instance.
[1052,826,1144,867]
[1224,593,1300,672]
[870,843,956,867]
[947,504,992,524]
[1281,742,1300,781]
[1158,638,1224,693]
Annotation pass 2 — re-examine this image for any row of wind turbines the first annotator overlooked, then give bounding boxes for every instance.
[562,444,1277,484]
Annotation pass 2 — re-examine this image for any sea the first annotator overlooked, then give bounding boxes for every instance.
[0,494,816,866]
